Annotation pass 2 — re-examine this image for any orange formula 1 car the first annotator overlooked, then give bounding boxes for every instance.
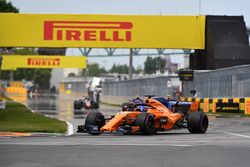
[77,96,209,135]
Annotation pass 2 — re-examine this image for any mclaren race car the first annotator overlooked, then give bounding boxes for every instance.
[77,96,208,135]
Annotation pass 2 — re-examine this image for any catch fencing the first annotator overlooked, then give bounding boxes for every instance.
[103,76,178,97]
[102,76,180,105]
[182,65,250,98]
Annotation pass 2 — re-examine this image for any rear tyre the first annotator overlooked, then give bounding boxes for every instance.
[136,113,155,135]
[91,102,99,109]
[74,101,82,110]
[187,112,209,133]
[85,112,105,135]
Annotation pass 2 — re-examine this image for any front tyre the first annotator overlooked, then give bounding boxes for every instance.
[187,112,209,133]
[136,113,155,135]
[85,112,105,135]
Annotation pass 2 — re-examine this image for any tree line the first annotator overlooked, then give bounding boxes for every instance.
[83,56,166,77]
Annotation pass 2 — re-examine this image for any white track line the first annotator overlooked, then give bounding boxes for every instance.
[0,142,191,147]
[223,132,250,139]
[66,121,74,136]
[93,144,192,147]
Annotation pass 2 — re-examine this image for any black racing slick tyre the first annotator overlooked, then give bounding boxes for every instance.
[136,113,155,135]
[187,112,209,133]
[85,112,105,134]
[73,101,82,110]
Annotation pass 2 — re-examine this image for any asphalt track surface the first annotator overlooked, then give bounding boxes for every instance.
[1,95,250,167]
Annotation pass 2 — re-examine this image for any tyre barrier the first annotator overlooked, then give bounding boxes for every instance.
[181,97,250,115]
[9,81,24,88]
[5,87,27,95]
[3,87,27,103]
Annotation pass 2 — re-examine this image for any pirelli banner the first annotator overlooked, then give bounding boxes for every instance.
[0,14,205,49]
[1,55,86,70]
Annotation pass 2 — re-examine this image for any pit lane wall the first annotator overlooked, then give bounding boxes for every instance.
[59,76,180,104]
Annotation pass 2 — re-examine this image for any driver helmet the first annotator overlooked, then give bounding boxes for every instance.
[139,105,147,112]
[166,95,172,100]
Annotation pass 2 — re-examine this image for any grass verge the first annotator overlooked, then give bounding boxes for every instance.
[0,101,67,133]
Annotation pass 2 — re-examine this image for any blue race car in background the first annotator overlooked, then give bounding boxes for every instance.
[122,96,199,115]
